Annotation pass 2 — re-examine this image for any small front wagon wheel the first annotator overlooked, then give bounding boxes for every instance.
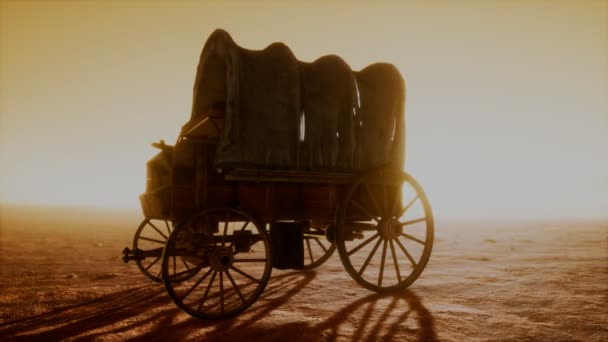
[336,168,434,292]
[133,218,173,282]
[299,224,335,270]
[161,208,272,319]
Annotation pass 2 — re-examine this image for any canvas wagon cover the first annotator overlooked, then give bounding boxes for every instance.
[190,29,405,172]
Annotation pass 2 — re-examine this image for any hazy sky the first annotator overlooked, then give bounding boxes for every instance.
[1,0,606,219]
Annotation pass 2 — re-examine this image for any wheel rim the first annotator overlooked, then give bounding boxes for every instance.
[162,208,272,319]
[133,218,173,282]
[336,168,434,292]
[299,225,335,270]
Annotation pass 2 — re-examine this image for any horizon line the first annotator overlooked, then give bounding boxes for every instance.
[1,201,606,223]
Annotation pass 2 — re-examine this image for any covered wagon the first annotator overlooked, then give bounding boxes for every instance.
[122,29,434,320]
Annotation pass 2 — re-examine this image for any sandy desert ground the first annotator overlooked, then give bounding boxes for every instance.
[0,205,606,341]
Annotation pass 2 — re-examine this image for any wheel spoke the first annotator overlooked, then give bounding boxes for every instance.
[197,271,217,311]
[348,233,380,256]
[382,183,388,216]
[147,221,168,240]
[364,183,382,219]
[181,257,191,270]
[400,232,426,245]
[313,238,328,253]
[144,256,161,271]
[165,220,171,235]
[378,239,388,286]
[349,222,378,231]
[358,237,383,276]
[222,210,230,247]
[399,217,426,227]
[139,236,165,244]
[230,266,261,284]
[204,215,214,246]
[219,271,225,314]
[389,239,402,282]
[306,238,314,263]
[181,269,213,301]
[351,199,380,223]
[399,195,419,218]
[395,238,417,268]
[239,221,250,231]
[229,221,250,249]
[336,170,433,292]
[161,208,271,318]
[225,270,245,304]
[171,267,199,279]
[389,184,402,217]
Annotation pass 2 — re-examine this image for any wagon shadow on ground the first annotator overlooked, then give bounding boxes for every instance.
[1,271,436,341]
[198,287,437,342]
[0,284,170,341]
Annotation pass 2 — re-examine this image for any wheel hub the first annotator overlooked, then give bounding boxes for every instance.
[209,247,234,271]
[378,218,402,240]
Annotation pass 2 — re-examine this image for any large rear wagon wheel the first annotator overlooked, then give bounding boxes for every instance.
[161,208,272,319]
[336,168,434,292]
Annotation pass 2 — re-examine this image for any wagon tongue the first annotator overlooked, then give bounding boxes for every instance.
[121,247,163,263]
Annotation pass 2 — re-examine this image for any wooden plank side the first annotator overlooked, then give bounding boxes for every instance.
[224,168,354,184]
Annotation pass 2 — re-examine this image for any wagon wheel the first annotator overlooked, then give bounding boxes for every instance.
[336,168,434,292]
[161,207,272,319]
[298,224,336,270]
[133,218,173,283]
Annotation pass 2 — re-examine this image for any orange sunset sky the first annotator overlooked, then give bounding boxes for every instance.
[1,0,606,219]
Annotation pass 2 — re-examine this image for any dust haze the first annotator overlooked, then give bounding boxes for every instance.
[1,205,606,340]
